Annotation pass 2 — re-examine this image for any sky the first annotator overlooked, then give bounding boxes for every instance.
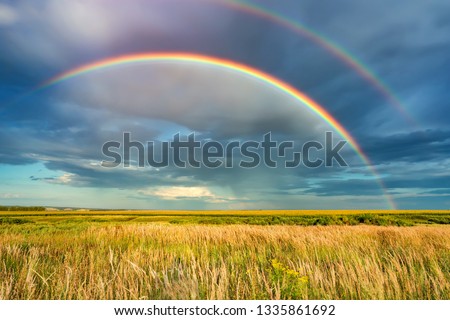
[0,0,449,209]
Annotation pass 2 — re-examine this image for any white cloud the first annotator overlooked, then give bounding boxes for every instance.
[0,193,20,199]
[153,186,214,199]
[139,186,241,203]
[0,4,17,25]
[45,173,75,185]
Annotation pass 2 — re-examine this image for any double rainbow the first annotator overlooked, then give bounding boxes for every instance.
[39,53,396,209]
[207,0,415,126]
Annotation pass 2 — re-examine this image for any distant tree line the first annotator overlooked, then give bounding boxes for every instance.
[0,206,46,211]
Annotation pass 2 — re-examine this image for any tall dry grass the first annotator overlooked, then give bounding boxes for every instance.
[0,224,449,299]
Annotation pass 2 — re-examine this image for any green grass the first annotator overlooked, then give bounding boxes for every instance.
[0,206,45,211]
[1,211,449,228]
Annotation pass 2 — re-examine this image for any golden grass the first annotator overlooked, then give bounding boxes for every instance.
[1,224,449,299]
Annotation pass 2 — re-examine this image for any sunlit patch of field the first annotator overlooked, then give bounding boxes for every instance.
[1,210,450,226]
[0,211,449,300]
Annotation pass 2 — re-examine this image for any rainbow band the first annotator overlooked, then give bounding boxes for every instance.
[211,0,416,126]
[40,52,396,209]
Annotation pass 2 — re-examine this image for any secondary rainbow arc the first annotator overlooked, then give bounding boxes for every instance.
[209,0,416,126]
[39,52,396,209]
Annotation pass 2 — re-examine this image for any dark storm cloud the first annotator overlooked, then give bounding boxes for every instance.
[386,175,450,190]
[362,130,450,164]
[1,0,448,133]
[0,0,449,208]
[303,180,385,197]
[261,0,450,133]
[0,95,162,166]
[302,175,450,198]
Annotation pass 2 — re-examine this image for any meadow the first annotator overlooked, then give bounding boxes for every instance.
[0,210,449,299]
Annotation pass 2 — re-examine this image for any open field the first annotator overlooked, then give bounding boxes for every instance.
[1,210,450,226]
[0,211,449,299]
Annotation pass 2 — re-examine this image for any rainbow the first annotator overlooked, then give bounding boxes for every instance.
[208,0,416,126]
[39,52,396,209]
